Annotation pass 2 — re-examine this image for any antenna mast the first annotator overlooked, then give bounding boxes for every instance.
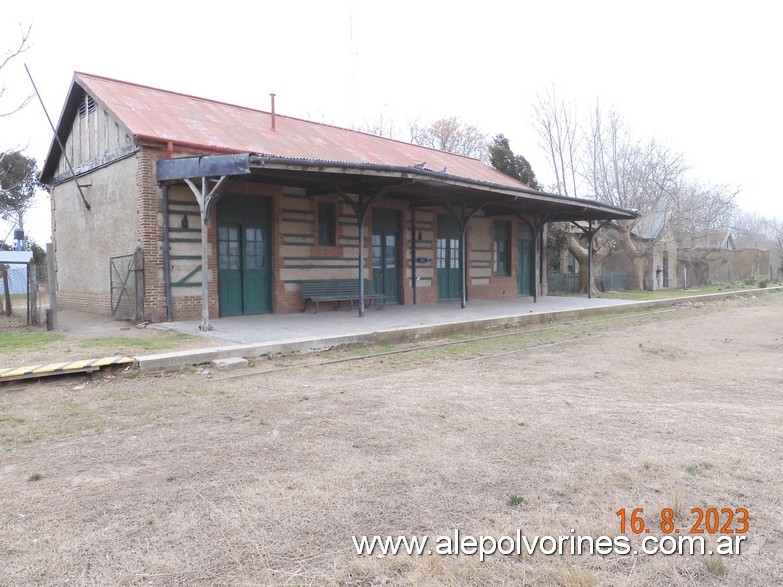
[24,64,91,211]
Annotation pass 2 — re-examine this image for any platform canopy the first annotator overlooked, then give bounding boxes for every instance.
[156,153,636,222]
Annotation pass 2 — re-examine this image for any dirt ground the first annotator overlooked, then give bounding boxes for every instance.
[1,294,781,586]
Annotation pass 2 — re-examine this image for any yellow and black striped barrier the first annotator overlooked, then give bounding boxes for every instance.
[0,356,136,382]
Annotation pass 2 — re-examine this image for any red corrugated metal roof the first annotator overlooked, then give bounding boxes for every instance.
[73,72,528,189]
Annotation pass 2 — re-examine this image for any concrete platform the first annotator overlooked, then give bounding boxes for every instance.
[4,289,774,380]
[140,295,637,370]
[156,296,636,343]
[138,287,781,371]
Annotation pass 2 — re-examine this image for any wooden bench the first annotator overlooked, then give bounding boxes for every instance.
[300,279,385,313]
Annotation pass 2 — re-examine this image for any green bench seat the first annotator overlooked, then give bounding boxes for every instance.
[300,279,385,313]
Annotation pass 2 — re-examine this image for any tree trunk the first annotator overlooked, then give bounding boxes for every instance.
[631,255,645,290]
[1,265,12,316]
[614,223,646,290]
[567,233,602,294]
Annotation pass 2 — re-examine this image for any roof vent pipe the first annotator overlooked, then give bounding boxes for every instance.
[270,93,276,131]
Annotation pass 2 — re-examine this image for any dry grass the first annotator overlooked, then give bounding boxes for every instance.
[1,294,782,585]
[0,309,215,369]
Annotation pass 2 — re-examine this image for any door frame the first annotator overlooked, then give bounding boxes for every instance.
[216,195,273,316]
[517,223,533,296]
[371,208,401,304]
[437,214,463,301]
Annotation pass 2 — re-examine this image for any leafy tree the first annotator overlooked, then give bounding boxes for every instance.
[488,134,541,189]
[1,151,41,236]
[1,151,41,316]
[29,239,46,269]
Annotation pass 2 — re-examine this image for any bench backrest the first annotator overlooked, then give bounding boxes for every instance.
[300,279,378,297]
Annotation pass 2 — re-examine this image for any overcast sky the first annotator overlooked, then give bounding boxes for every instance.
[1,0,780,244]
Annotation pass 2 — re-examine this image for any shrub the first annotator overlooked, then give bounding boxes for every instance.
[507,494,526,506]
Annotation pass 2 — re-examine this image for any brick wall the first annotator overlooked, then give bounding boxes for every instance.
[58,291,112,315]
[98,144,554,322]
[136,149,166,322]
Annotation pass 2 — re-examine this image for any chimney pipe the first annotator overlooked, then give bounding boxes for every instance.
[270,93,276,131]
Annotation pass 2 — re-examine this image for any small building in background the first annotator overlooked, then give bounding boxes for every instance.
[677,229,770,286]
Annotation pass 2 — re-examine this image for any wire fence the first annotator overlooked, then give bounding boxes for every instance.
[548,272,581,295]
[0,262,47,324]
[110,249,144,321]
[599,271,633,292]
[548,271,635,295]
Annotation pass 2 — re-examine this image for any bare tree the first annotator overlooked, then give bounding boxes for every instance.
[353,114,399,139]
[532,87,744,291]
[409,116,488,160]
[0,23,32,119]
[585,105,685,213]
[669,180,738,238]
[581,105,687,288]
[731,211,770,249]
[768,218,783,278]
[557,225,615,293]
[531,86,581,196]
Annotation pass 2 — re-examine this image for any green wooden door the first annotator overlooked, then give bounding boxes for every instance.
[242,225,271,313]
[517,224,533,296]
[218,223,271,316]
[372,209,400,303]
[218,224,243,316]
[437,215,462,301]
[217,196,272,316]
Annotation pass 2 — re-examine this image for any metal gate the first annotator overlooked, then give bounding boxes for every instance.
[110,248,144,321]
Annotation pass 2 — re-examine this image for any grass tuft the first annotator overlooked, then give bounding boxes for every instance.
[507,494,526,506]
[686,462,714,476]
[668,494,685,522]
[28,473,43,482]
[702,554,728,577]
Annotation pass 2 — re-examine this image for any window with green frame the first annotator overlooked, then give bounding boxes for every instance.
[494,220,510,275]
[318,202,336,246]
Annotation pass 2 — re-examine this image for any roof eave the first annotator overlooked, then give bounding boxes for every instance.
[247,156,638,221]
[40,75,87,184]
